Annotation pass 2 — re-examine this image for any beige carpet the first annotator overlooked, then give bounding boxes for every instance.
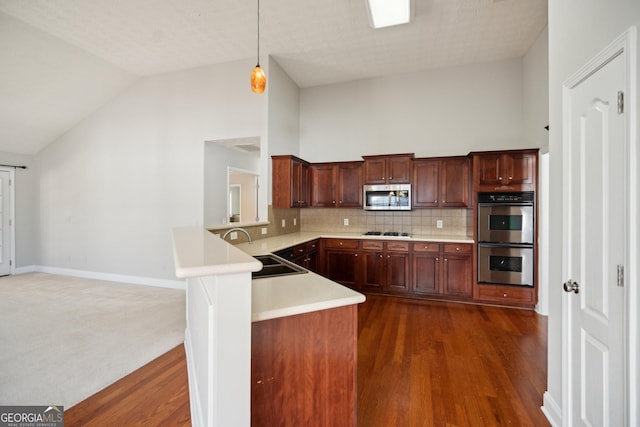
[0,272,185,408]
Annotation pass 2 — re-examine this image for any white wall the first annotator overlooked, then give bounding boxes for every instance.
[546,2,640,425]
[523,26,550,152]
[0,151,37,268]
[521,27,550,316]
[299,58,528,161]
[267,57,300,203]
[35,58,267,281]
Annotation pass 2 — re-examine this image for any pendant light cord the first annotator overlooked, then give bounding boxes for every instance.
[256,0,260,67]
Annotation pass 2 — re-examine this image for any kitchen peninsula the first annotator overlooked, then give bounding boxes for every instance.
[172,226,365,427]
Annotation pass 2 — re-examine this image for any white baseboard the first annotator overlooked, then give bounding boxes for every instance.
[14,265,36,274]
[15,265,186,290]
[541,391,562,427]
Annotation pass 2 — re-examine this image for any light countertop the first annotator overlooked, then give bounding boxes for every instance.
[172,226,262,278]
[172,227,365,322]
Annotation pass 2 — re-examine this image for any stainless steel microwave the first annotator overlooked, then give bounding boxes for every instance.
[363,184,411,211]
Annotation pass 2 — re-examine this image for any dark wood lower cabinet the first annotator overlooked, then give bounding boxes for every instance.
[411,242,473,300]
[280,238,531,308]
[251,305,358,427]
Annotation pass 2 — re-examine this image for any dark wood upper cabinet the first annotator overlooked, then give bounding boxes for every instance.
[413,157,470,208]
[310,163,336,207]
[311,162,363,208]
[272,155,310,208]
[362,154,413,185]
[473,150,537,192]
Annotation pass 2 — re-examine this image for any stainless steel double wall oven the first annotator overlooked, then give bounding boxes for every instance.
[477,192,535,288]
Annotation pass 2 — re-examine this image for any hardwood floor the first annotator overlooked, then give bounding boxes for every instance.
[357,295,548,427]
[64,345,191,426]
[65,296,548,426]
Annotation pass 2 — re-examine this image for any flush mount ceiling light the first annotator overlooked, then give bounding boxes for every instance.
[250,0,266,93]
[366,0,413,29]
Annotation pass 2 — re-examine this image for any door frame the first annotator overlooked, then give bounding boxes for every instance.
[0,167,16,275]
[561,26,637,426]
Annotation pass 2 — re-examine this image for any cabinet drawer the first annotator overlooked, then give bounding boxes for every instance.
[294,244,307,258]
[306,240,319,254]
[386,241,409,252]
[443,243,472,254]
[324,238,359,249]
[362,240,384,251]
[477,285,535,305]
[412,242,440,253]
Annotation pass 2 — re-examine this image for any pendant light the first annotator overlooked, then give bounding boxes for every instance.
[250,0,266,93]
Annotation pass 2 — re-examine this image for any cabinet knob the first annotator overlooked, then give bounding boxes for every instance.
[498,176,503,181]
[339,242,343,246]
[389,176,393,180]
[354,253,358,257]
[444,258,448,262]
[434,200,437,203]
[387,255,391,258]
[503,293,508,297]
[332,200,336,204]
[442,200,446,203]
[435,257,439,261]
[508,176,513,180]
[424,245,428,249]
[455,247,460,251]
[379,254,383,258]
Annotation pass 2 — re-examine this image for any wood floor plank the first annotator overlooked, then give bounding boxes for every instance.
[65,295,549,426]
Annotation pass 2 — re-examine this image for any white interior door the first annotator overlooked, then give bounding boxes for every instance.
[0,170,12,276]
[562,45,628,426]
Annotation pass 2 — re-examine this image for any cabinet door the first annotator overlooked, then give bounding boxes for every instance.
[476,154,502,187]
[442,254,472,298]
[361,251,384,291]
[325,250,359,288]
[412,252,440,295]
[387,157,412,184]
[337,163,363,207]
[298,161,310,207]
[503,152,535,187]
[440,157,470,207]
[363,158,387,184]
[310,164,336,207]
[385,252,410,293]
[412,159,439,208]
[290,159,310,208]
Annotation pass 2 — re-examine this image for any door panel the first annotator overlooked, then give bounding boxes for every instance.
[0,171,10,276]
[564,48,626,427]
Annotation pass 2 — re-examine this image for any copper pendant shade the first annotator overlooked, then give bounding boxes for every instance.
[250,0,266,93]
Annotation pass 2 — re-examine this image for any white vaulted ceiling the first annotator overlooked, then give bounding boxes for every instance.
[0,0,547,154]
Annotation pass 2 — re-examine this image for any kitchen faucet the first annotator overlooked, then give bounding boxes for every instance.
[222,227,252,244]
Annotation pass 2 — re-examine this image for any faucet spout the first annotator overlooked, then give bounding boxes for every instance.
[222,227,252,244]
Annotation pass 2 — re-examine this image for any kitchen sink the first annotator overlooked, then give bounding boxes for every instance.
[252,254,308,279]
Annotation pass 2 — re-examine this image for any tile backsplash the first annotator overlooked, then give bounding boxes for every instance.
[300,208,473,237]
[210,206,473,244]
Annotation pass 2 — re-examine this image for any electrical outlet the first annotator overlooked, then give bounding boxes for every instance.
[281,219,286,227]
[261,227,267,235]
[294,218,297,226]
[436,219,443,229]
[230,231,238,240]
[344,218,349,226]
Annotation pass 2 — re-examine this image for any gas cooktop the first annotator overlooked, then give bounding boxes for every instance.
[363,231,411,238]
